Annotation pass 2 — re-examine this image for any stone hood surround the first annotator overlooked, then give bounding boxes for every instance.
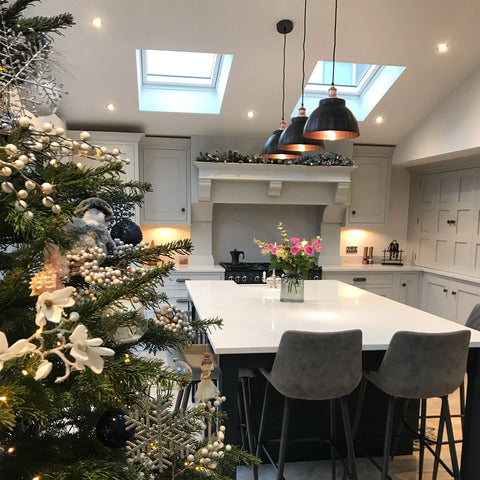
[194,161,356,205]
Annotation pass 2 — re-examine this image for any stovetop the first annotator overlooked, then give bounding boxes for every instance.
[220,262,322,283]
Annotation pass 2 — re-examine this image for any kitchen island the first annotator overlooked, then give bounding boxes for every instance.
[186,280,480,478]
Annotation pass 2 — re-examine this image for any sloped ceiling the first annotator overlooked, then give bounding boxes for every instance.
[36,0,480,147]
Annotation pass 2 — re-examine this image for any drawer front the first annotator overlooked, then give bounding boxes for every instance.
[324,272,395,286]
[160,286,190,309]
[163,271,223,287]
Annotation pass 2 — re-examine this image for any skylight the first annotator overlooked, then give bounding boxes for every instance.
[136,49,233,114]
[292,61,405,122]
[143,50,221,87]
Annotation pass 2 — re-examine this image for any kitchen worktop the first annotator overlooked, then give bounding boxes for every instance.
[322,264,421,272]
[186,279,480,354]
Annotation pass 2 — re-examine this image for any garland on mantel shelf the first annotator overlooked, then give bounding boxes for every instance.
[195,150,354,166]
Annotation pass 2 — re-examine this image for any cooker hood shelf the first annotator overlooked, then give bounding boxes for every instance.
[194,161,356,205]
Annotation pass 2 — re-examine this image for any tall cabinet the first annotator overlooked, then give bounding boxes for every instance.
[67,131,143,223]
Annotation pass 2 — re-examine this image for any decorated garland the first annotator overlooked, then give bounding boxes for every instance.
[195,149,354,166]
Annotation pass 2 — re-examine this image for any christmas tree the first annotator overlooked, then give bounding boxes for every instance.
[0,2,256,479]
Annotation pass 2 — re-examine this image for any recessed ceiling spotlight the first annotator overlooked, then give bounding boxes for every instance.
[91,17,103,28]
[106,103,116,111]
[375,116,384,124]
[437,43,448,53]
[246,111,255,118]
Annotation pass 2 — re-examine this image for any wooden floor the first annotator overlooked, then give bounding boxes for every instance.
[237,389,464,480]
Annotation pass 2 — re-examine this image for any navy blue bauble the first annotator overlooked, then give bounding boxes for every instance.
[110,219,143,245]
[96,407,135,448]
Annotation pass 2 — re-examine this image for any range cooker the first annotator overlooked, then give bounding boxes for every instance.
[219,262,323,284]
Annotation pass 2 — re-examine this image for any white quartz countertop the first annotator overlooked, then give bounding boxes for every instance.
[322,264,421,272]
[186,280,480,354]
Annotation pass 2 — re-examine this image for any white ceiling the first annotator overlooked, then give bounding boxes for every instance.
[37,0,480,147]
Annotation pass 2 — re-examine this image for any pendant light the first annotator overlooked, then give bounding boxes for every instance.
[278,0,324,152]
[262,20,300,160]
[303,0,360,140]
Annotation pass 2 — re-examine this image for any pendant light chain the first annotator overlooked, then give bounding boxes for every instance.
[301,0,307,107]
[331,0,338,86]
[282,26,287,123]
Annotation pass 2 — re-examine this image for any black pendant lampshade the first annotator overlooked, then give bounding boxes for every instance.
[261,20,300,160]
[303,0,360,141]
[278,0,324,153]
[278,106,325,151]
[262,121,300,159]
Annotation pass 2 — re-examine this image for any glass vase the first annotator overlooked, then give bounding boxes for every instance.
[280,270,304,303]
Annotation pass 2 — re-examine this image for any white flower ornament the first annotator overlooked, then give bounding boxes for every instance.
[69,324,114,374]
[35,286,75,326]
[0,332,36,371]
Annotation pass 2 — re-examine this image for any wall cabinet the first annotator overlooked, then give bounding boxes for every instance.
[347,145,393,226]
[421,273,480,324]
[140,137,191,225]
[67,131,143,223]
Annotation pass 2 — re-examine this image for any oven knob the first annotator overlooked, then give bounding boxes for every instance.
[254,275,261,283]
[242,275,248,283]
[234,275,241,283]
[228,275,234,281]
[313,275,320,280]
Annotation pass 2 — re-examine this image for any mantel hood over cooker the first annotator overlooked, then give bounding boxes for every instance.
[194,161,355,206]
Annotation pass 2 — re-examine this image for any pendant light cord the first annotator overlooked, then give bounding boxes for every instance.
[331,0,338,86]
[301,0,307,107]
[282,27,287,122]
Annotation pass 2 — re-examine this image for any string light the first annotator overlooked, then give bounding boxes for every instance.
[0,395,6,402]
[76,162,83,168]
[21,369,28,376]
[124,354,130,363]
[7,447,15,453]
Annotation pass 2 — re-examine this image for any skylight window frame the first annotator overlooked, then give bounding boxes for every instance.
[305,62,381,96]
[141,49,223,90]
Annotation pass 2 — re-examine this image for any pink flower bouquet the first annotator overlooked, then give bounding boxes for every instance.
[254,222,322,279]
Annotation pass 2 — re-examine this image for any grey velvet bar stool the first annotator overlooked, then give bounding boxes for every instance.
[254,329,362,480]
[353,330,471,480]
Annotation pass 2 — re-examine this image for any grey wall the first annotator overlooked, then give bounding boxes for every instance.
[212,204,325,263]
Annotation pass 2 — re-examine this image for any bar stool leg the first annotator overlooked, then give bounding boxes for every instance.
[352,377,367,440]
[340,396,358,480]
[459,380,465,430]
[241,376,256,455]
[432,398,446,480]
[254,382,271,480]
[419,398,427,480]
[382,396,396,480]
[330,398,337,480]
[277,397,291,480]
[442,396,461,480]
[237,384,247,451]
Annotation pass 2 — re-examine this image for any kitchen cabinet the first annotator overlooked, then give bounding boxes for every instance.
[323,271,396,300]
[140,137,191,225]
[161,268,224,310]
[67,131,143,223]
[421,273,480,324]
[347,145,393,225]
[416,168,479,275]
[323,269,422,307]
[397,272,422,308]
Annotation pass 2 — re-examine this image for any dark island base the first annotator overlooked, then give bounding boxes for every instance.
[219,350,418,463]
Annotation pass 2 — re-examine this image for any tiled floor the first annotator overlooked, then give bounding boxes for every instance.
[237,388,464,480]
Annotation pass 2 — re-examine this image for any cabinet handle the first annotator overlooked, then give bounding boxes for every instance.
[443,288,448,293]
[176,278,191,283]
[447,219,456,225]
[181,207,186,212]
[176,298,189,303]
[402,283,407,287]
[351,210,356,215]
[353,277,367,282]
[451,291,457,296]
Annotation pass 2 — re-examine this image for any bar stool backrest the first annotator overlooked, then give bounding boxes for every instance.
[466,304,480,331]
[371,330,471,399]
[268,329,362,401]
